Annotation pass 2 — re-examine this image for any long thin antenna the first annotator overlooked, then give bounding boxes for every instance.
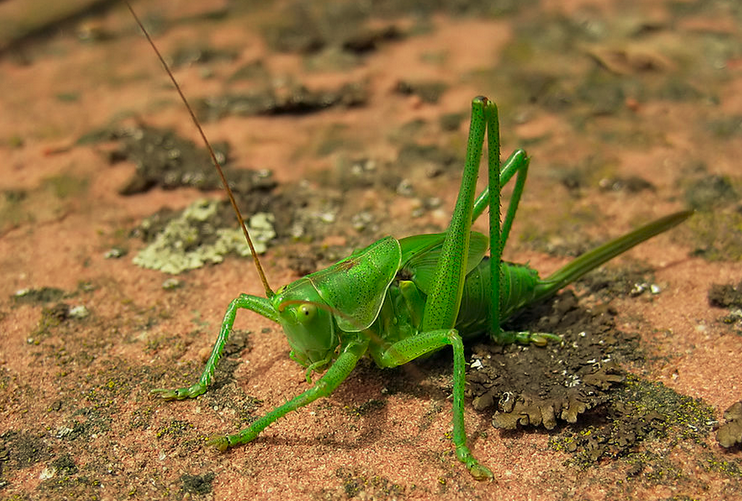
[125,1,274,298]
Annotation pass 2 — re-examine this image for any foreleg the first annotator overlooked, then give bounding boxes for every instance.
[209,337,369,449]
[152,293,277,400]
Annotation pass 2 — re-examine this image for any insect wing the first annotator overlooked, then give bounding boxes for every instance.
[309,236,402,332]
[399,231,488,294]
[399,233,447,261]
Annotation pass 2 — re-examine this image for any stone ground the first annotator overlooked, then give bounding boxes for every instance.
[0,0,741,499]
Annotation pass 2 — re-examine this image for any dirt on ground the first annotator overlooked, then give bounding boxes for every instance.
[0,0,741,500]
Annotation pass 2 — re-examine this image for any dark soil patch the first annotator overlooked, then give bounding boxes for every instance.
[193,81,369,122]
[468,291,640,429]
[0,431,52,471]
[550,376,715,467]
[709,280,742,335]
[181,471,215,495]
[468,288,718,475]
[79,124,276,197]
[11,287,66,305]
[709,280,742,309]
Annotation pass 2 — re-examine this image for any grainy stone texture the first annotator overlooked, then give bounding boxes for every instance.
[0,0,741,499]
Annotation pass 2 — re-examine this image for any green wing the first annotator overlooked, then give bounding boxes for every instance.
[309,236,402,332]
[399,232,488,294]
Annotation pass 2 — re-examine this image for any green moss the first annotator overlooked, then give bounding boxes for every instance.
[623,377,715,441]
[128,407,155,431]
[345,399,386,418]
[155,420,194,439]
[41,174,88,200]
[396,80,448,104]
[50,454,78,476]
[335,467,405,500]
[707,115,742,139]
[551,376,716,471]
[687,211,742,262]
[0,173,88,233]
[702,453,742,479]
[1,431,51,470]
[39,467,101,496]
[55,92,79,103]
[11,287,65,305]
[683,175,738,211]
[7,135,24,148]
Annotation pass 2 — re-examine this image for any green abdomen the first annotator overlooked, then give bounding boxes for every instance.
[454,258,541,339]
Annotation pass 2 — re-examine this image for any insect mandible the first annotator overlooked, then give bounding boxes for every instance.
[126,3,692,480]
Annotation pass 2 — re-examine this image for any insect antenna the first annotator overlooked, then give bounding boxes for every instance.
[125,1,275,298]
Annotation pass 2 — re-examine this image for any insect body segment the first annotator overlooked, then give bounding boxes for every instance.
[303,235,401,333]
[274,281,338,372]
[148,90,690,479]
[127,6,693,477]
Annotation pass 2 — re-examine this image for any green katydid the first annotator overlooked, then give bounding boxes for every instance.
[128,3,692,481]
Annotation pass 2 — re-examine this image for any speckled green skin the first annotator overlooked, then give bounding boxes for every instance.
[153,98,692,481]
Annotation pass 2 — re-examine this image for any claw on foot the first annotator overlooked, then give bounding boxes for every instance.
[206,435,230,452]
[457,445,494,481]
[530,333,562,346]
[150,388,180,401]
[469,463,494,481]
[151,383,206,400]
[512,331,561,346]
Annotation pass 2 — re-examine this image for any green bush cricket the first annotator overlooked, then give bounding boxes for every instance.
[127,3,692,480]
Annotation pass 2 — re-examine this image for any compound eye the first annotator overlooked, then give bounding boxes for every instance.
[298,303,316,321]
